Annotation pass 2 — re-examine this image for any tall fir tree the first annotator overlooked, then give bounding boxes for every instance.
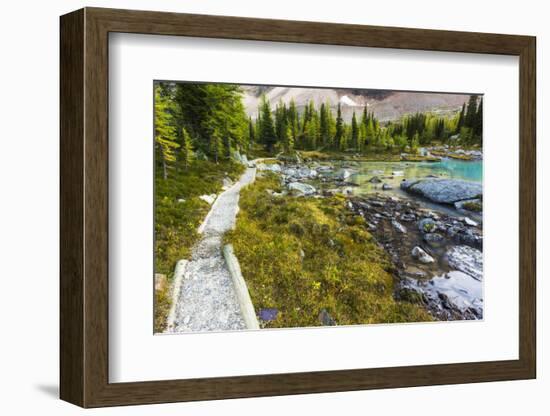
[258,95,277,152]
[473,98,483,138]
[455,103,466,134]
[351,111,359,150]
[287,99,299,148]
[464,95,478,128]
[154,84,179,179]
[180,127,194,169]
[334,103,344,150]
[248,117,255,146]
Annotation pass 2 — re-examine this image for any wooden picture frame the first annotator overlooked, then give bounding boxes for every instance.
[60,7,536,408]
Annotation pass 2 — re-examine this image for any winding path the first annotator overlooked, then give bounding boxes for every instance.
[171,166,256,333]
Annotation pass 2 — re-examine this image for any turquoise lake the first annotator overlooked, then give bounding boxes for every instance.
[338,158,483,197]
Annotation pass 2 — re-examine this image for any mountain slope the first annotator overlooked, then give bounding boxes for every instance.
[241,85,471,122]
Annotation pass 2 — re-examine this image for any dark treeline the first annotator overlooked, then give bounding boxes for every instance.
[154,81,483,179]
[253,95,483,154]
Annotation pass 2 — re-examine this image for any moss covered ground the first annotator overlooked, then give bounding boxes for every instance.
[226,173,432,328]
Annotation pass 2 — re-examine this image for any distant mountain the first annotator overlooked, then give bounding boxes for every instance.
[241,85,471,123]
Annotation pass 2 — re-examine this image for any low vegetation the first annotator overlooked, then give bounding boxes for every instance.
[226,173,432,328]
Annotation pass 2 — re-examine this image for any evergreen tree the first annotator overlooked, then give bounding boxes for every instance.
[248,117,255,146]
[258,95,277,152]
[287,99,299,147]
[334,103,344,150]
[473,98,483,138]
[455,103,466,134]
[180,127,194,169]
[465,95,478,128]
[366,118,375,147]
[319,103,330,147]
[411,132,420,154]
[154,84,179,179]
[351,111,359,150]
[209,133,224,163]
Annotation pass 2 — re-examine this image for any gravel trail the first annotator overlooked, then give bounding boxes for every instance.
[171,166,256,333]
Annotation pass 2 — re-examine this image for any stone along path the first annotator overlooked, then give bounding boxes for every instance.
[170,166,256,333]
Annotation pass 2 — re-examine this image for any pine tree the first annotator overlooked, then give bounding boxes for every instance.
[180,127,194,169]
[334,103,344,150]
[258,96,277,152]
[473,98,483,138]
[287,99,299,148]
[366,118,375,147]
[411,132,420,154]
[248,117,255,145]
[351,111,359,150]
[455,103,466,134]
[319,103,330,147]
[209,133,224,163]
[154,84,179,179]
[465,95,478,128]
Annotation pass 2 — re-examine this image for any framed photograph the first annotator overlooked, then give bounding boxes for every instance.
[60,7,536,408]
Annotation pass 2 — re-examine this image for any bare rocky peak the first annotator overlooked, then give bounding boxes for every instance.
[241,85,472,122]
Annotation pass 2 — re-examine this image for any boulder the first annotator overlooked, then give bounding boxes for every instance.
[392,220,407,233]
[199,194,217,205]
[288,182,316,196]
[382,183,393,190]
[411,246,435,264]
[400,178,482,204]
[336,168,356,180]
[462,217,478,227]
[257,162,282,172]
[446,245,483,281]
[423,232,445,247]
[418,217,437,233]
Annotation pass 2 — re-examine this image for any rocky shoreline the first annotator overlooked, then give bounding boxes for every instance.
[349,194,483,320]
[255,155,484,321]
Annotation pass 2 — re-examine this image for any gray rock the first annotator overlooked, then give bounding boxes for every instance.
[318,309,336,326]
[411,246,435,264]
[257,162,282,172]
[199,194,217,205]
[463,217,478,227]
[418,217,437,233]
[288,182,316,196]
[446,245,483,281]
[382,183,393,190]
[392,220,407,233]
[400,213,416,222]
[423,232,445,247]
[400,178,482,204]
[336,168,356,180]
